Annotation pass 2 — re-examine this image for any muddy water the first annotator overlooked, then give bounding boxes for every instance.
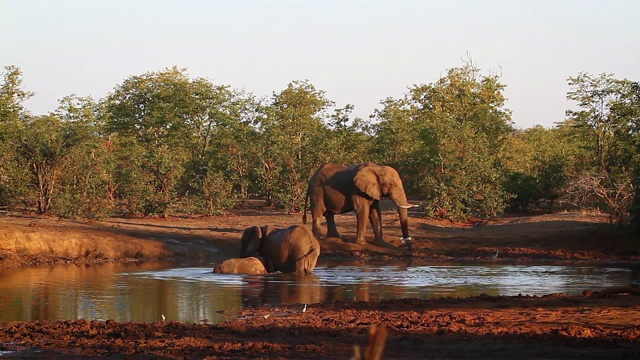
[0,261,633,324]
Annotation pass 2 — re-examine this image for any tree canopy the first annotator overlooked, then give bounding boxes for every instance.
[0,64,638,234]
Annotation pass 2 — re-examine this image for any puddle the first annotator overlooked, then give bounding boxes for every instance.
[0,262,633,324]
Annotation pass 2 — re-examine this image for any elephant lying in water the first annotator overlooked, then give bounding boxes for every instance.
[213,257,267,274]
[240,225,320,275]
[304,162,417,245]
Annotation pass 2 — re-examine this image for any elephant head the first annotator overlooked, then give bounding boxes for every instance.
[354,165,414,207]
[240,225,273,258]
[353,164,416,241]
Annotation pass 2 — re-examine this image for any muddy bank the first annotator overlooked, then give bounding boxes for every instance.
[0,215,231,269]
[1,211,639,270]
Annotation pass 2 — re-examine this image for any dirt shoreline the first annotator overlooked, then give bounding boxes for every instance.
[1,209,639,359]
[1,209,638,269]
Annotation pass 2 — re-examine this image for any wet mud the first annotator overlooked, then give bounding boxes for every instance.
[1,291,639,359]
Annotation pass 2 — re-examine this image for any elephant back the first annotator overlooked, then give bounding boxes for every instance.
[264,225,320,274]
[286,225,320,274]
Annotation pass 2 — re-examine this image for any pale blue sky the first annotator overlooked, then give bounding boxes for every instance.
[2,0,638,128]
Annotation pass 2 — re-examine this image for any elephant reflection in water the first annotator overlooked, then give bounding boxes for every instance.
[324,283,374,302]
[241,276,269,308]
[240,274,325,308]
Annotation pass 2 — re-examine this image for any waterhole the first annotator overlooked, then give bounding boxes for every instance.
[0,261,634,324]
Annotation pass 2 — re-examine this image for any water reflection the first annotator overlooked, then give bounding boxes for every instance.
[0,262,633,324]
[0,262,163,321]
[243,273,325,307]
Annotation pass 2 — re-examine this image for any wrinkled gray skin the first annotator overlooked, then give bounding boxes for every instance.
[213,257,267,274]
[240,225,320,275]
[303,162,416,245]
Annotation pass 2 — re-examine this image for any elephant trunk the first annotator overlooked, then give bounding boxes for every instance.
[389,190,414,239]
[397,206,410,239]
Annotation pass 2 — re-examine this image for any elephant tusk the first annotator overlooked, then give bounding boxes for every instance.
[398,204,419,209]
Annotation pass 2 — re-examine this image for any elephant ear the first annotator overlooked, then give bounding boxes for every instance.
[240,226,262,257]
[261,225,276,238]
[354,166,382,200]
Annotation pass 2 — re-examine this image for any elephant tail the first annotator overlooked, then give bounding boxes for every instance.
[302,190,309,224]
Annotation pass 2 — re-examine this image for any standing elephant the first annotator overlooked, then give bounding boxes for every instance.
[213,257,267,274]
[240,225,320,275]
[303,162,416,245]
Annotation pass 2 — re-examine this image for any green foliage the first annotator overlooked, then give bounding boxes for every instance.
[194,89,260,201]
[0,148,30,209]
[105,66,194,146]
[108,136,185,217]
[326,104,371,165]
[17,114,96,214]
[372,63,514,220]
[631,175,640,235]
[110,136,154,216]
[142,143,184,217]
[0,66,32,207]
[624,82,640,233]
[53,139,115,219]
[49,96,114,219]
[131,145,183,216]
[1,64,638,225]
[503,172,542,211]
[255,80,334,211]
[198,170,236,215]
[564,73,631,174]
[104,67,255,215]
[370,97,428,192]
[500,126,574,212]
[559,73,639,225]
[0,65,32,128]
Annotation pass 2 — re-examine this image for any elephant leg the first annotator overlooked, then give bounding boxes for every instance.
[311,206,325,239]
[355,207,369,245]
[264,260,276,273]
[311,216,324,239]
[369,203,385,245]
[325,213,341,239]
